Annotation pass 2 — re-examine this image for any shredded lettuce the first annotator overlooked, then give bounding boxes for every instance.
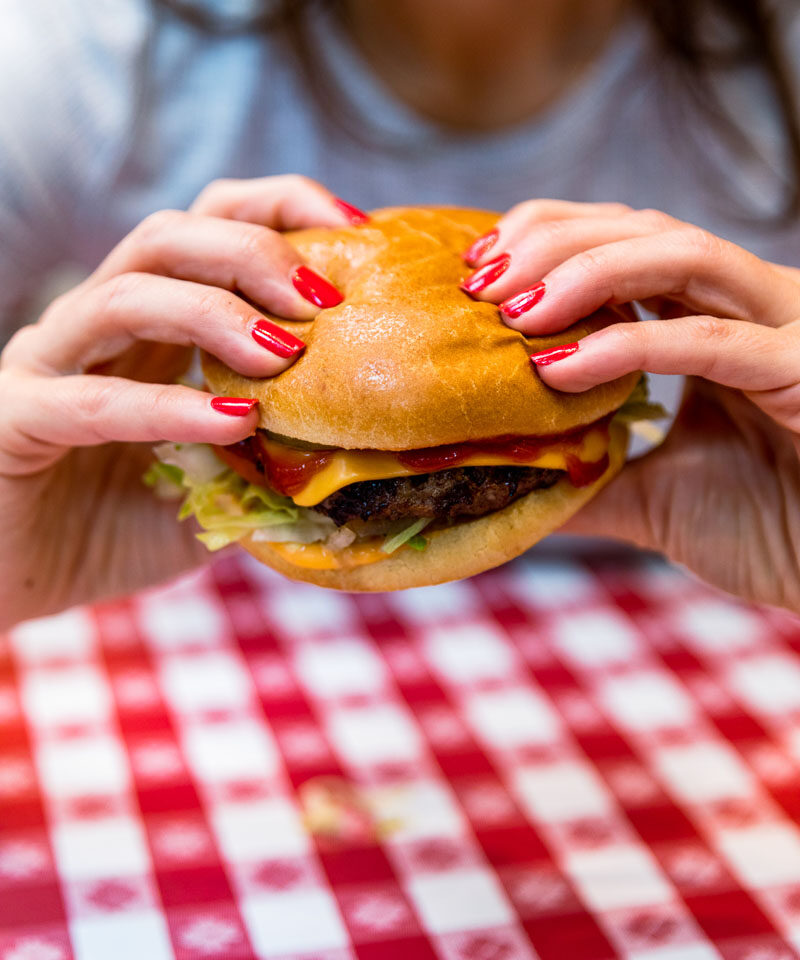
[147,442,437,556]
[250,516,337,544]
[147,443,301,551]
[153,442,227,484]
[143,461,185,499]
[614,374,668,424]
[179,473,300,551]
[381,518,431,554]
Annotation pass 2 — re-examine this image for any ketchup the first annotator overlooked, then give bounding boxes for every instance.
[397,415,612,474]
[397,445,470,472]
[566,452,609,488]
[213,440,268,488]
[216,414,612,497]
[259,439,332,496]
[212,437,331,495]
[398,435,550,471]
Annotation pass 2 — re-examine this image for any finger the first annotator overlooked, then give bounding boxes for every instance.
[496,229,799,334]
[87,210,343,320]
[461,212,669,302]
[0,373,259,470]
[530,314,799,397]
[5,274,306,378]
[464,199,633,266]
[774,263,800,286]
[558,382,731,550]
[191,174,368,228]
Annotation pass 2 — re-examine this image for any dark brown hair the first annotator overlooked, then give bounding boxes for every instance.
[153,0,800,222]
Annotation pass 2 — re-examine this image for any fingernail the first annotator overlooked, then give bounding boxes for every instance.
[292,265,344,308]
[530,343,579,366]
[211,397,258,417]
[463,229,499,266]
[501,282,546,319]
[334,197,369,224]
[460,253,511,296]
[251,319,306,358]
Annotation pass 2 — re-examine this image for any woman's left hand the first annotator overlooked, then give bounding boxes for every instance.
[461,201,800,610]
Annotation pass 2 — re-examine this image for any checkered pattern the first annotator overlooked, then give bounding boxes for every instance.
[3,550,800,960]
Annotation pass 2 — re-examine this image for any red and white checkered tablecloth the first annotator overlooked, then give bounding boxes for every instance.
[3,549,800,960]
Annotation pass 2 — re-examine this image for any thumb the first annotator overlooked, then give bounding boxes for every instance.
[558,455,656,549]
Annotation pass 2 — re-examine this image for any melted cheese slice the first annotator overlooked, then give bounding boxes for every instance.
[291,427,609,506]
[269,540,388,570]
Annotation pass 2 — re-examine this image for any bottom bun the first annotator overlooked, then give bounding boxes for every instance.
[241,422,629,591]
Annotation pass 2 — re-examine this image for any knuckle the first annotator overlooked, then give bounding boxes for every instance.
[634,207,674,231]
[687,316,735,380]
[0,370,35,454]
[279,173,318,194]
[134,208,185,244]
[511,199,557,223]
[192,178,238,210]
[692,314,731,343]
[776,323,800,354]
[571,246,613,283]
[97,272,147,314]
[0,325,39,370]
[0,367,23,398]
[607,202,633,216]
[606,321,642,357]
[192,285,238,325]
[238,224,279,264]
[680,226,725,262]
[534,218,574,246]
[203,177,238,198]
[40,287,75,323]
[73,378,118,424]
[146,384,180,421]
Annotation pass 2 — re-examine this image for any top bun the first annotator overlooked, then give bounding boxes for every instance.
[203,207,639,449]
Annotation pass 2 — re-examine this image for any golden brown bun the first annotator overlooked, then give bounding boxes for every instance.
[203,207,639,449]
[241,421,628,591]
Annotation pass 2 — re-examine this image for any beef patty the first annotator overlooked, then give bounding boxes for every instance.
[314,465,563,527]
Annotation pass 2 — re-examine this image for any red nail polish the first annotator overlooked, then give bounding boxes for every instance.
[251,319,306,358]
[463,229,499,266]
[292,266,344,309]
[460,253,511,296]
[501,282,546,319]
[530,343,579,366]
[211,397,258,417]
[334,197,369,224]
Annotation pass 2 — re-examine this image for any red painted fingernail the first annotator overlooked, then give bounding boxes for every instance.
[334,197,369,224]
[460,253,511,296]
[211,397,258,416]
[463,229,499,265]
[292,265,344,308]
[251,319,306,358]
[530,343,579,366]
[501,282,546,319]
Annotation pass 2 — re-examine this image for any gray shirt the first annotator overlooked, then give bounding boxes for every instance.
[2,0,799,339]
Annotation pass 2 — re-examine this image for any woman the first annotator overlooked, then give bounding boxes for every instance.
[1,0,799,627]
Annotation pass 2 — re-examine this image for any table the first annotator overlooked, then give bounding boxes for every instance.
[3,549,800,960]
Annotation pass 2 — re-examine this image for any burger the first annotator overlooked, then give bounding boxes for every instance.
[147,207,660,591]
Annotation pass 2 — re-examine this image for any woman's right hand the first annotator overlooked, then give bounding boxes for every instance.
[0,175,365,629]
